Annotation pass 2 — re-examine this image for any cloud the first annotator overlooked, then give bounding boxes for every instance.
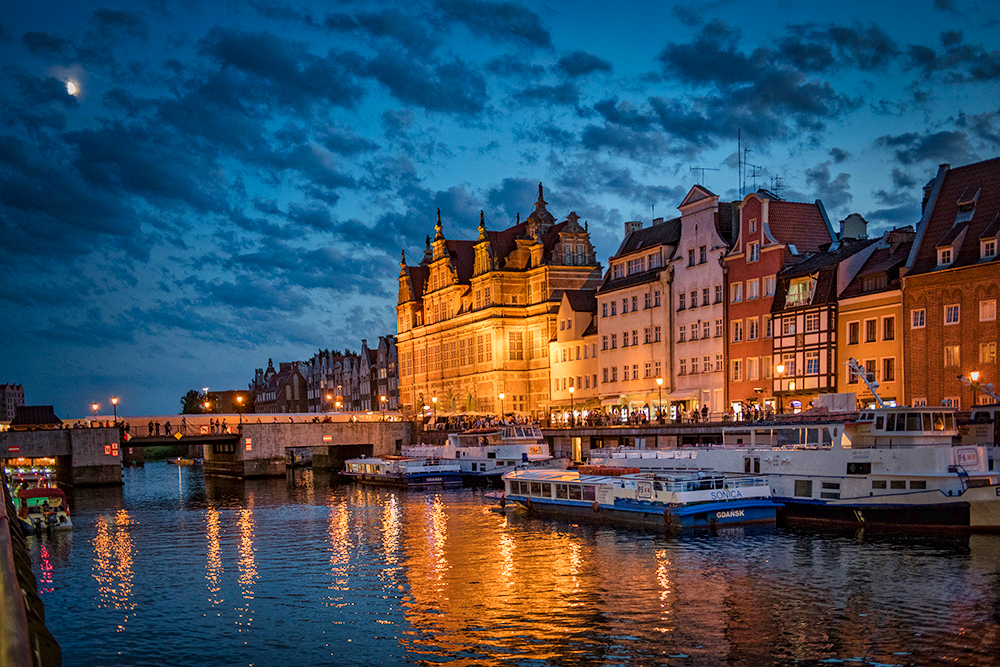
[21,32,72,59]
[776,23,899,72]
[323,9,437,57]
[437,0,552,48]
[365,48,487,114]
[556,51,612,77]
[512,82,580,106]
[805,162,853,210]
[829,147,850,163]
[904,32,1000,82]
[875,130,974,164]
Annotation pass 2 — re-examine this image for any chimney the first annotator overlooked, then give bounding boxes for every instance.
[624,220,643,237]
[839,213,868,240]
[652,217,664,226]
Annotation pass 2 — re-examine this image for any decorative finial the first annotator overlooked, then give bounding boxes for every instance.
[401,249,406,264]
[538,182,544,201]
[434,208,444,241]
[477,211,488,242]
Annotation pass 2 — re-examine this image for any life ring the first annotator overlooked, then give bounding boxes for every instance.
[592,501,600,513]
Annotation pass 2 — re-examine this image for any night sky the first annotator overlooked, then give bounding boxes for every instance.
[2,0,999,417]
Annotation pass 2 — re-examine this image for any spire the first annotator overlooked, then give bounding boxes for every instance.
[434,208,445,242]
[538,182,545,204]
[401,249,406,265]
[477,211,488,242]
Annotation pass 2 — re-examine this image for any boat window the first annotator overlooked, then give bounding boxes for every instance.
[890,480,906,489]
[744,458,752,473]
[910,480,927,489]
[907,413,921,431]
[487,452,496,459]
[885,414,896,432]
[820,482,840,499]
[875,416,884,430]
[922,413,932,431]
[556,484,569,499]
[794,480,813,497]
[847,462,871,474]
[582,485,596,501]
[529,482,545,497]
[872,480,887,489]
[654,482,664,491]
[933,413,945,431]
[568,485,582,500]
[945,414,955,431]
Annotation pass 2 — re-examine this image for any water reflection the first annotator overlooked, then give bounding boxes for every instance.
[205,507,222,607]
[91,510,136,632]
[235,501,257,638]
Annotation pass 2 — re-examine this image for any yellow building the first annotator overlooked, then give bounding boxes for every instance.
[549,290,600,424]
[836,228,915,406]
[396,185,603,419]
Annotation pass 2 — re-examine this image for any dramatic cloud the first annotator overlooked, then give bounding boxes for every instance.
[805,162,853,211]
[557,51,612,77]
[438,0,552,48]
[875,130,974,164]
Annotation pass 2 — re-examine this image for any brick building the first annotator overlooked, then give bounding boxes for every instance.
[1,383,25,422]
[903,158,1000,407]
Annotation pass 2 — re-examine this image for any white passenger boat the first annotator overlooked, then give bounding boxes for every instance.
[590,363,1000,532]
[403,424,555,483]
[501,466,779,530]
[342,456,463,488]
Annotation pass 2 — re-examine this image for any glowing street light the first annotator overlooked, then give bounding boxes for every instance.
[326,393,333,412]
[203,401,211,413]
[237,395,244,425]
[431,396,437,422]
[111,396,119,424]
[498,392,505,418]
[380,394,387,418]
[775,363,786,415]
[91,402,99,418]
[655,377,664,424]
[568,386,575,427]
[969,370,981,406]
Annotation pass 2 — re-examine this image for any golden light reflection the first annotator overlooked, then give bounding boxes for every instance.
[235,507,257,638]
[381,494,401,569]
[654,549,675,634]
[497,528,515,587]
[326,497,352,610]
[206,507,223,607]
[91,510,137,632]
[427,495,448,587]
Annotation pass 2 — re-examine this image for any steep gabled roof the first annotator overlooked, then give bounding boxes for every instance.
[767,200,834,253]
[11,405,61,426]
[614,217,681,256]
[564,289,597,313]
[772,238,877,309]
[908,157,1000,275]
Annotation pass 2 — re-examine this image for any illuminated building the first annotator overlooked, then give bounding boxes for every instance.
[549,290,599,424]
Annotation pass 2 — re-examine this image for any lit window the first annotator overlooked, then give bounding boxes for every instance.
[980,299,996,322]
[938,247,952,266]
[944,345,960,367]
[982,238,997,260]
[945,304,960,325]
[981,342,996,364]
[748,241,760,263]
[731,359,743,382]
[786,276,816,307]
[805,351,820,375]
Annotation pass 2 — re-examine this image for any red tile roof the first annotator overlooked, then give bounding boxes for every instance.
[766,200,833,253]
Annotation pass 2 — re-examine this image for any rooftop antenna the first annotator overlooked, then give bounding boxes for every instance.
[690,166,719,186]
[770,175,783,197]
[742,147,762,195]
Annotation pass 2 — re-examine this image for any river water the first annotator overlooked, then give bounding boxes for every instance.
[24,462,1000,666]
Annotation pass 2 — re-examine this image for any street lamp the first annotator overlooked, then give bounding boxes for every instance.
[775,363,786,415]
[431,396,437,422]
[91,402,99,419]
[380,394,387,419]
[970,370,981,406]
[237,395,244,425]
[203,401,210,414]
[326,394,333,412]
[568,386,575,427]
[111,396,118,424]
[655,377,664,424]
[499,392,505,419]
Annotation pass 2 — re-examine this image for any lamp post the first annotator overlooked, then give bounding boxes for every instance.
[203,401,210,414]
[380,394,387,419]
[568,386,575,427]
[91,402,99,419]
[111,396,118,424]
[970,370,981,406]
[655,377,664,424]
[326,394,333,412]
[499,392,505,419]
[431,396,437,422]
[775,363,785,415]
[237,395,244,426]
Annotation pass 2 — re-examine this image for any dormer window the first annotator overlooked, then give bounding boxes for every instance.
[786,276,817,307]
[955,188,979,224]
[982,238,997,260]
[860,273,888,293]
[937,247,953,266]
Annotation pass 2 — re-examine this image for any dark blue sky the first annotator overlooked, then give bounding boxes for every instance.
[2,0,999,417]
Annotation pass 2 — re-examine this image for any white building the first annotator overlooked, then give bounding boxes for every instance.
[669,186,736,420]
[549,290,600,424]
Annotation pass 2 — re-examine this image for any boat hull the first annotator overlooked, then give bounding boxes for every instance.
[343,471,463,489]
[508,496,778,530]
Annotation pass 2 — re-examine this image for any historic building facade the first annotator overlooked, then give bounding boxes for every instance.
[903,158,1000,408]
[549,290,600,423]
[1,383,25,422]
[725,191,836,416]
[396,185,603,419]
[596,217,678,418]
[669,186,736,420]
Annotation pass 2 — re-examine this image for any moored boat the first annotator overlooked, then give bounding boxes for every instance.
[15,486,72,533]
[342,456,463,488]
[501,466,780,530]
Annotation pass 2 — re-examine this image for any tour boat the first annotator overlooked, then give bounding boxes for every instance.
[342,455,463,488]
[589,407,1000,532]
[403,423,555,483]
[15,486,72,533]
[500,466,780,530]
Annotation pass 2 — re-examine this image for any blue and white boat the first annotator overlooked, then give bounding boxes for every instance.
[501,466,779,530]
[404,424,555,483]
[342,456,463,488]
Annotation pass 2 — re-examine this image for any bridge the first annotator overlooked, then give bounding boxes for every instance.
[1,415,413,485]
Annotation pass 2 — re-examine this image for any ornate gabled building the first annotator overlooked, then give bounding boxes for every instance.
[396,184,603,419]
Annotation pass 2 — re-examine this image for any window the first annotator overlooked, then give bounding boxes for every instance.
[631,330,638,346]
[882,357,895,382]
[748,241,760,263]
[654,290,661,307]
[783,354,797,377]
[747,357,759,381]
[731,282,743,303]
[602,368,608,383]
[678,326,686,343]
[610,301,617,316]
[980,342,996,364]
[644,361,651,378]
[602,335,608,350]
[678,293,686,310]
[699,245,707,263]
[690,323,698,341]
[622,298,628,314]
[688,248,696,266]
[654,325,661,342]
[613,264,624,279]
[509,332,524,361]
[704,355,712,374]
[702,287,710,306]
[763,355,772,379]
[944,345,960,367]
[748,317,759,341]
[644,327,651,344]
[805,312,820,333]
[749,218,758,233]
[622,330,629,347]
[764,275,776,297]
[865,319,877,343]
[938,247,952,266]
[679,358,687,375]
[689,290,697,308]
[702,320,711,339]
[782,318,796,336]
[764,314,773,338]
[649,253,661,269]
[611,367,618,381]
[715,354,724,372]
[691,357,699,374]
[911,308,926,328]
[982,238,997,260]
[981,299,997,322]
[794,480,813,498]
[786,276,816,307]
[861,273,888,293]
[632,364,639,380]
[747,279,760,299]
[610,333,617,349]
[631,296,638,312]
[731,358,743,382]
[715,319,724,337]
[731,319,744,343]
[945,304,960,325]
[806,351,819,375]
[644,292,651,309]
[882,316,895,341]
[848,321,860,345]
[715,285,723,303]
[602,303,607,318]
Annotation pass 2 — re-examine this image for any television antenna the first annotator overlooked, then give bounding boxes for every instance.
[690,166,719,186]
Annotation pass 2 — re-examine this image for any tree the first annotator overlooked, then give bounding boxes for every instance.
[180,389,206,414]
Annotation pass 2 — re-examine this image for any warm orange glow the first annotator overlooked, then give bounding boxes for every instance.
[111,396,118,405]
[776,363,785,375]
[656,377,664,386]
[970,371,981,382]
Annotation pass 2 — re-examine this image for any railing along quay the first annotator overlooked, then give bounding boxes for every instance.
[0,471,61,667]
